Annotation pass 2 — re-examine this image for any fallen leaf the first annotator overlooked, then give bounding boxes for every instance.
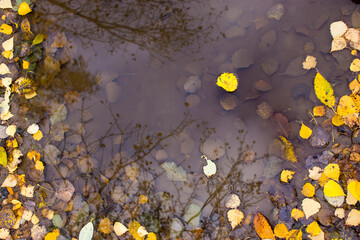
[129,221,145,240]
[34,160,44,172]
[137,226,148,237]
[313,105,326,117]
[350,58,360,72]
[270,113,291,137]
[323,163,340,181]
[27,123,39,134]
[345,28,360,42]
[306,221,322,236]
[291,208,305,221]
[227,209,244,229]
[18,2,31,15]
[349,78,360,94]
[32,34,46,46]
[308,166,323,180]
[33,130,43,141]
[20,185,34,198]
[138,195,148,204]
[0,146,7,167]
[98,218,112,234]
[2,36,13,51]
[330,21,348,38]
[302,198,321,219]
[147,232,157,240]
[280,170,295,183]
[299,123,312,139]
[0,0,12,8]
[330,37,347,52]
[302,55,317,70]
[5,125,16,137]
[332,113,344,126]
[225,194,241,209]
[202,155,216,178]
[279,136,298,163]
[314,72,335,108]
[334,208,345,219]
[161,161,187,182]
[216,72,238,92]
[348,179,360,201]
[345,209,360,226]
[79,221,94,240]
[1,174,17,187]
[323,180,345,197]
[114,222,128,236]
[286,229,302,240]
[22,60,30,69]
[337,95,358,116]
[352,49,358,56]
[0,63,10,74]
[302,183,315,197]
[124,162,139,181]
[274,223,288,238]
[253,212,275,239]
[0,24,12,35]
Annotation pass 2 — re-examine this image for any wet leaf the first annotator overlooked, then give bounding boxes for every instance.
[345,209,360,226]
[27,123,39,134]
[227,209,244,229]
[225,194,241,209]
[314,72,335,108]
[183,203,201,228]
[0,209,16,228]
[1,174,17,187]
[325,195,344,207]
[32,34,46,46]
[302,183,315,197]
[161,161,187,182]
[50,104,67,125]
[323,163,340,181]
[279,136,298,163]
[286,229,302,240]
[306,221,322,237]
[33,130,43,141]
[253,212,275,239]
[274,223,288,238]
[147,232,157,240]
[348,180,360,201]
[299,123,312,139]
[331,37,347,52]
[0,63,10,74]
[0,0,12,8]
[270,113,290,137]
[334,208,345,219]
[202,155,216,178]
[332,113,344,126]
[216,72,238,92]
[138,195,148,204]
[280,170,295,183]
[5,125,16,137]
[302,198,321,219]
[350,58,360,72]
[20,184,34,198]
[337,95,358,116]
[330,21,348,38]
[22,60,30,69]
[323,180,345,197]
[44,229,60,240]
[0,146,7,167]
[2,37,12,51]
[313,105,326,117]
[79,221,93,240]
[302,55,317,70]
[34,160,44,172]
[137,226,148,237]
[129,221,145,240]
[114,222,128,236]
[349,78,360,94]
[308,166,323,180]
[18,2,31,15]
[98,218,112,234]
[0,24,12,35]
[291,208,305,221]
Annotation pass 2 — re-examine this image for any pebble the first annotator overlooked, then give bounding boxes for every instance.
[185,94,200,108]
[261,58,278,75]
[220,94,238,110]
[155,149,168,161]
[259,30,277,52]
[184,75,201,93]
[255,80,273,92]
[232,49,254,68]
[201,138,225,160]
[310,125,330,149]
[291,83,310,99]
[256,101,273,120]
[352,8,360,28]
[267,3,284,20]
[225,25,246,38]
[281,56,308,77]
[314,14,328,30]
[105,81,122,103]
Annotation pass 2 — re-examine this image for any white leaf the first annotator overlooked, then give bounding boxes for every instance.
[2,77,12,87]
[0,0,12,9]
[2,37,13,51]
[5,124,16,137]
[183,203,201,228]
[227,209,244,229]
[20,185,34,198]
[302,198,321,219]
[27,123,39,135]
[308,166,323,180]
[345,209,360,226]
[345,28,360,43]
[324,195,344,207]
[113,222,128,236]
[1,174,17,187]
[330,21,348,38]
[330,37,347,52]
[161,161,187,182]
[302,55,317,70]
[225,194,241,209]
[79,222,94,240]
[202,156,216,178]
[137,226,148,237]
[334,208,345,219]
[0,63,10,75]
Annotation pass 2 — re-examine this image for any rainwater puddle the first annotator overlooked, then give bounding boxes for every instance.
[33,0,358,238]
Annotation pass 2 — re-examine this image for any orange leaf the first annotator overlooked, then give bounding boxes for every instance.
[313,105,326,117]
[253,212,275,240]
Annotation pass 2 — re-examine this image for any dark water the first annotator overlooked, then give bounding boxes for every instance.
[33,0,358,238]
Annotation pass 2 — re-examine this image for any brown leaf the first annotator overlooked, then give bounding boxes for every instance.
[270,113,290,138]
[253,212,275,240]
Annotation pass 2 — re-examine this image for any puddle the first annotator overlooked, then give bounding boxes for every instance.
[28,0,360,238]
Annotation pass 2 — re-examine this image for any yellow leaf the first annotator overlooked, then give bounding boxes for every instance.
[306,221,322,236]
[330,37,347,52]
[299,123,312,139]
[0,146,7,167]
[98,218,112,234]
[352,49,358,56]
[33,130,43,141]
[285,229,302,240]
[2,50,12,59]
[216,72,238,92]
[349,78,360,94]
[337,95,358,116]
[18,2,32,16]
[22,60,30,70]
[332,114,344,126]
[314,72,335,108]
[313,105,326,117]
[0,23,12,34]
[291,208,305,221]
[129,221,145,240]
[44,229,59,240]
[26,150,41,162]
[274,223,288,238]
[253,212,275,240]
[323,180,345,197]
[301,183,315,197]
[324,163,340,181]
[279,136,298,163]
[147,232,156,240]
[350,152,360,162]
[280,170,295,183]
[348,180,360,201]
[138,195,148,204]
[227,209,244,229]
[21,18,31,33]
[34,160,44,172]
[32,34,46,46]
[350,58,360,72]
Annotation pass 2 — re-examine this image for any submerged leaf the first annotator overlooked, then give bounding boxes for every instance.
[32,34,46,46]
[314,72,335,108]
[279,136,298,163]
[161,161,187,181]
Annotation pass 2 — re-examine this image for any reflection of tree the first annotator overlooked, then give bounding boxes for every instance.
[36,0,223,59]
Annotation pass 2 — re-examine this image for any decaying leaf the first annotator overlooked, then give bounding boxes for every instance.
[349,78,360,94]
[32,34,47,46]
[302,198,321,219]
[314,72,335,108]
[227,209,244,229]
[299,123,312,139]
[129,221,145,240]
[98,218,112,234]
[337,95,358,116]
[280,170,295,183]
[253,212,275,239]
[279,136,298,163]
[302,55,317,70]
[161,161,187,182]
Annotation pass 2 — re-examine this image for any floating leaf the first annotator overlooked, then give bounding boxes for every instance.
[323,163,340,181]
[337,95,358,116]
[225,194,241,209]
[348,180,360,201]
[18,2,31,15]
[349,78,360,94]
[216,72,238,92]
[306,221,322,237]
[302,55,317,70]
[325,195,344,207]
[32,34,46,46]
[0,24,12,35]
[302,183,315,197]
[286,229,302,240]
[227,209,244,229]
[314,72,335,108]
[79,222,94,240]
[44,229,60,240]
[299,123,312,139]
[27,123,39,134]
[202,155,216,178]
[350,58,360,72]
[323,180,345,197]
[308,166,323,180]
[0,63,10,74]
[330,21,348,38]
[161,161,187,182]
[302,198,321,219]
[334,208,345,219]
[0,0,12,8]
[253,212,274,239]
[345,209,360,226]
[352,49,358,56]
[313,105,326,117]
[280,170,295,183]
[22,60,30,70]
[147,232,157,240]
[183,203,201,228]
[332,113,344,126]
[98,218,112,234]
[5,125,16,137]
[331,37,347,52]
[279,136,298,163]
[0,146,7,167]
[291,208,305,221]
[114,222,128,237]
[274,223,288,238]
[33,130,43,141]
[138,195,148,204]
